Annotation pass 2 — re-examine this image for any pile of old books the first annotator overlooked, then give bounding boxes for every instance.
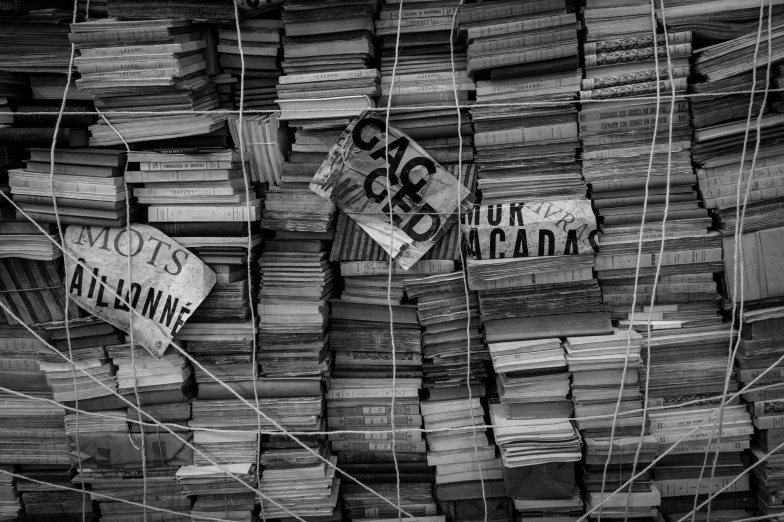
[0,468,20,522]
[8,147,133,227]
[217,18,282,110]
[70,19,225,147]
[106,343,192,404]
[15,467,93,522]
[462,1,584,203]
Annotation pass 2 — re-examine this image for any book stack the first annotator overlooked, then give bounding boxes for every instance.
[106,343,192,405]
[217,18,282,110]
[462,2,584,203]
[15,467,93,522]
[257,234,332,379]
[181,398,260,522]
[0,325,70,469]
[643,326,756,518]
[258,438,341,520]
[70,19,226,148]
[106,0,260,22]
[0,468,20,522]
[341,483,443,522]
[8,147,133,227]
[36,318,124,407]
[0,8,78,74]
[566,329,661,520]
[733,307,784,520]
[78,469,191,522]
[213,73,237,109]
[227,112,288,186]
[376,0,475,164]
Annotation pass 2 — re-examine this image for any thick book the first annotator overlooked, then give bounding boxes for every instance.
[484,312,613,343]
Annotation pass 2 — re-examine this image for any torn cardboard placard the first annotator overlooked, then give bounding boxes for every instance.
[310,112,475,270]
[64,225,216,357]
[461,200,598,259]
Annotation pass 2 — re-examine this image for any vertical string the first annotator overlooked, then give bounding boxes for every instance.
[231,4,264,518]
[50,1,83,520]
[383,1,405,518]
[449,2,488,521]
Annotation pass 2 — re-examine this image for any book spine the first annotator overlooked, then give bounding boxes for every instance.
[385,83,476,96]
[325,388,419,399]
[745,387,784,402]
[348,505,438,518]
[579,101,690,122]
[0,358,38,370]
[141,161,234,171]
[469,28,576,54]
[470,14,574,39]
[650,412,749,430]
[469,44,576,71]
[581,78,688,100]
[70,27,173,45]
[82,68,189,80]
[328,415,423,427]
[697,164,784,188]
[327,405,420,416]
[329,431,422,442]
[662,440,750,453]
[584,32,692,54]
[376,17,454,29]
[379,7,457,18]
[655,425,754,444]
[583,140,691,159]
[754,415,784,429]
[475,122,577,147]
[579,112,689,134]
[281,69,378,85]
[583,66,690,90]
[754,399,784,416]
[585,44,692,68]
[9,178,119,194]
[330,441,426,452]
[76,59,182,74]
[382,71,468,84]
[477,75,577,96]
[148,205,258,222]
[125,170,235,182]
[134,187,238,196]
[655,475,749,497]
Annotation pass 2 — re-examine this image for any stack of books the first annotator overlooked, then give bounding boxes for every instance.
[582,0,653,42]
[0,468,20,522]
[341,483,442,522]
[462,2,584,203]
[657,0,780,43]
[181,398,260,522]
[258,438,341,520]
[70,19,226,148]
[644,326,756,518]
[566,329,661,520]
[0,8,78,73]
[257,234,332,379]
[227,112,288,186]
[733,307,784,520]
[377,0,475,164]
[0,326,70,468]
[106,343,192,405]
[8,147,133,227]
[217,18,282,110]
[15,467,93,522]
[36,318,124,406]
[79,469,191,522]
[0,257,73,326]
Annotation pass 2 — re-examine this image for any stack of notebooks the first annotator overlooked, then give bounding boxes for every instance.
[644,326,756,518]
[734,307,784,520]
[404,271,488,400]
[217,18,282,110]
[462,1,584,203]
[376,0,475,164]
[70,19,226,148]
[78,469,191,522]
[176,319,257,388]
[0,326,70,468]
[181,398,260,522]
[36,318,124,407]
[106,343,192,405]
[258,439,340,520]
[566,329,661,520]
[257,234,332,379]
[15,467,93,522]
[8,147,133,227]
[278,0,378,122]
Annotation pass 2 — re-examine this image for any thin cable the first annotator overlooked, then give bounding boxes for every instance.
[231,4,264,518]
[384,1,405,518]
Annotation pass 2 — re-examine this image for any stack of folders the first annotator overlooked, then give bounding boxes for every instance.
[258,439,340,520]
[257,235,332,379]
[8,147,134,227]
[0,326,70,468]
[78,469,191,522]
[70,19,226,148]
[0,468,20,522]
[176,319,257,388]
[643,326,756,518]
[15,467,93,522]
[182,399,259,522]
[176,463,257,522]
[403,272,488,401]
[36,318,124,406]
[687,21,784,235]
[566,329,661,520]
[341,483,443,522]
[278,0,378,120]
[377,0,475,164]
[462,1,584,203]
[106,343,192,404]
[217,19,282,110]
[734,307,784,520]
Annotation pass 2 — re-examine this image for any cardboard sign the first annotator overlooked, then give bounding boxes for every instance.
[461,201,598,259]
[310,112,475,270]
[64,225,216,357]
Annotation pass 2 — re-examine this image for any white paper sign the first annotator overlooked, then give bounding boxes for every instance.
[64,225,216,357]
